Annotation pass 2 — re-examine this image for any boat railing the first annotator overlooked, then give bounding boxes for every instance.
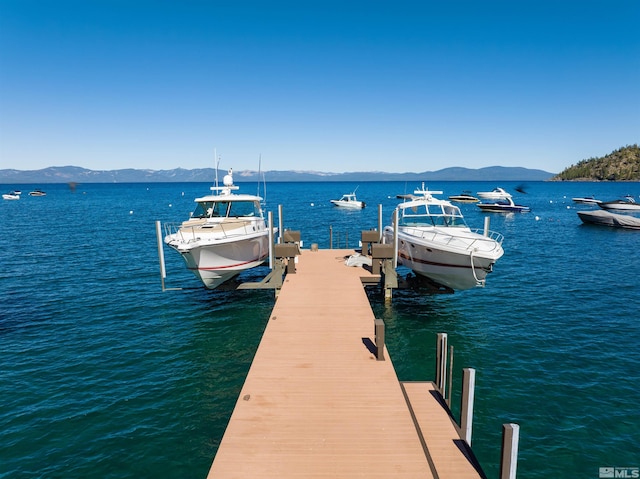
[401,226,504,252]
[163,219,266,242]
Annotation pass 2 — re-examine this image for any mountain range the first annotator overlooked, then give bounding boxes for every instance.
[0,165,554,184]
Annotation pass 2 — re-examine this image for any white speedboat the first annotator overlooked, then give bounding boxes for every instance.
[330,192,365,209]
[382,185,504,290]
[476,187,511,200]
[572,195,601,204]
[448,191,479,203]
[28,189,46,196]
[477,196,531,213]
[164,169,272,289]
[598,195,640,211]
[3,191,21,200]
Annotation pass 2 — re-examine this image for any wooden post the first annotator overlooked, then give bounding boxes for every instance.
[435,333,448,394]
[500,423,520,479]
[460,368,476,445]
[374,319,385,360]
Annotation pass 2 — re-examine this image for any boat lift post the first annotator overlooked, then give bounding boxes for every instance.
[155,220,183,291]
[483,216,490,237]
[392,208,399,269]
[378,204,383,241]
[156,221,167,291]
[278,204,283,244]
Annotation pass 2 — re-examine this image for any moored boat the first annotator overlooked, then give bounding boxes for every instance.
[598,195,640,211]
[29,189,46,196]
[476,187,511,200]
[2,191,21,200]
[163,169,273,289]
[382,184,504,290]
[448,191,479,203]
[476,196,530,213]
[330,191,365,209]
[572,195,601,204]
[577,210,640,230]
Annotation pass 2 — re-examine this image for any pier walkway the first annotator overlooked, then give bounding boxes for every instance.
[207,249,484,478]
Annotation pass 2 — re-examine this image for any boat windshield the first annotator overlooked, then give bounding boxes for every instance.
[400,203,466,227]
[192,200,261,218]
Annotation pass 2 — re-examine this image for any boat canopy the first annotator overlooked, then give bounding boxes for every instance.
[192,199,262,219]
[398,202,467,227]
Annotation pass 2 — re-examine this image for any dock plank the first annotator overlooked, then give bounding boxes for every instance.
[207,249,482,478]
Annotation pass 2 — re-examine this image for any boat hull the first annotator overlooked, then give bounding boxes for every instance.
[383,226,504,290]
[330,200,365,209]
[166,231,270,289]
[477,204,530,213]
[577,210,640,230]
[598,202,640,211]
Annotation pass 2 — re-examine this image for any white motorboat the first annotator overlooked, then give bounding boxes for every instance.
[577,210,640,230]
[330,192,365,209]
[164,169,272,289]
[28,189,46,196]
[382,184,504,290]
[476,196,531,213]
[476,187,511,200]
[598,195,640,211]
[572,195,601,204]
[3,191,21,200]
[448,191,479,203]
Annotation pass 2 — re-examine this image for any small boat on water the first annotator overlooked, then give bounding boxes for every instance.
[2,191,21,200]
[164,168,273,289]
[476,187,511,201]
[572,195,601,204]
[577,210,640,230]
[29,189,46,196]
[448,191,479,203]
[330,191,365,209]
[382,184,504,290]
[598,195,640,211]
[477,196,530,213]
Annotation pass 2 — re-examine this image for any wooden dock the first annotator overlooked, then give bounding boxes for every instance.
[207,248,485,478]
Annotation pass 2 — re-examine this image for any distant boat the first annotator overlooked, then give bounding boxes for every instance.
[572,195,601,204]
[29,189,46,196]
[330,192,365,209]
[476,187,511,201]
[598,195,640,211]
[3,191,21,200]
[477,196,530,213]
[448,191,479,203]
[578,210,640,230]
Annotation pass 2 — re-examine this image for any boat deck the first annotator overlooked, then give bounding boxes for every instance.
[207,248,485,478]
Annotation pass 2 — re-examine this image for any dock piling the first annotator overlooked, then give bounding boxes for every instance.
[460,368,476,445]
[435,333,448,396]
[374,318,385,360]
[500,423,520,479]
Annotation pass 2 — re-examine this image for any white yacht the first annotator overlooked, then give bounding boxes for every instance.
[476,187,511,200]
[382,185,504,291]
[164,169,272,289]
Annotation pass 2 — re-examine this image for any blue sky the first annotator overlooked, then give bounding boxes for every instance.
[1,1,638,174]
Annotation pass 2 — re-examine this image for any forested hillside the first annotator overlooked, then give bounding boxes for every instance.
[552,145,640,181]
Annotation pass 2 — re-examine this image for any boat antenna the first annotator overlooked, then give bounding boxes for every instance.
[257,154,262,198]
[214,149,220,189]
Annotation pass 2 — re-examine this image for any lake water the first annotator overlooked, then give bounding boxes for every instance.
[1,180,638,478]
